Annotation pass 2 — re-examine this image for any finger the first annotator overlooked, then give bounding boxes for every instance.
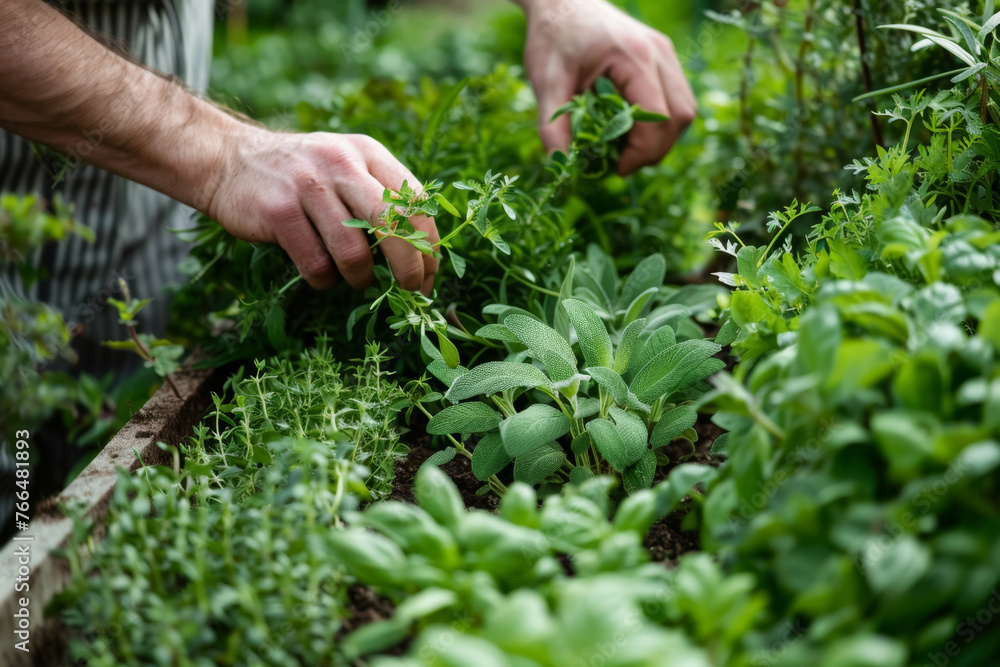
[654,45,698,148]
[365,142,441,296]
[272,209,339,290]
[339,170,427,293]
[527,54,576,154]
[610,57,672,175]
[299,185,374,290]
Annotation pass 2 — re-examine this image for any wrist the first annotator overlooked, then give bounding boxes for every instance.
[514,0,566,20]
[102,69,260,215]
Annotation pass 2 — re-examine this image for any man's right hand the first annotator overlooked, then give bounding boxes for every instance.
[206,129,439,295]
[0,0,439,297]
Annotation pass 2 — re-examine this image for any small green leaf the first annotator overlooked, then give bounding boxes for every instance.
[450,249,467,278]
[654,464,718,516]
[437,330,461,369]
[630,325,676,377]
[415,465,466,528]
[571,432,593,455]
[513,442,567,485]
[709,433,730,457]
[630,340,723,403]
[327,528,406,585]
[614,318,646,374]
[554,256,576,341]
[569,466,595,485]
[979,10,1000,40]
[622,450,657,496]
[587,418,638,471]
[475,324,521,344]
[427,403,502,435]
[631,108,670,123]
[500,404,572,457]
[602,109,635,141]
[651,406,698,449]
[574,397,600,419]
[342,219,373,229]
[427,360,468,389]
[446,362,550,402]
[503,314,577,370]
[714,318,739,347]
[610,407,649,462]
[586,367,649,411]
[433,193,461,217]
[623,287,659,325]
[564,298,614,369]
[342,617,410,659]
[411,239,434,254]
[736,246,765,289]
[472,432,511,481]
[422,447,457,468]
[620,254,666,307]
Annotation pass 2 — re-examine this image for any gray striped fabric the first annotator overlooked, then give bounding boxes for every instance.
[1,0,213,381]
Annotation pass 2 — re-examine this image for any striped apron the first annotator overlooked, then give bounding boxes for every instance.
[1,0,213,380]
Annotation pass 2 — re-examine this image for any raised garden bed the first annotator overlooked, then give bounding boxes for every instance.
[0,358,223,667]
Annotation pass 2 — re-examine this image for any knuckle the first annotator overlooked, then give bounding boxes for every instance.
[294,169,326,194]
[657,33,675,54]
[395,264,424,291]
[348,133,382,154]
[675,103,697,126]
[624,37,654,64]
[337,242,373,272]
[300,254,335,282]
[258,196,298,222]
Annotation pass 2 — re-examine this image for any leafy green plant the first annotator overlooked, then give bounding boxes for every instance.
[549,77,668,178]
[0,194,118,477]
[53,439,361,667]
[864,6,1000,125]
[334,464,772,666]
[52,339,416,665]
[420,251,725,495]
[103,278,184,398]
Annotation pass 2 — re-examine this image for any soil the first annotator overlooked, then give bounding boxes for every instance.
[334,585,408,661]
[390,433,501,513]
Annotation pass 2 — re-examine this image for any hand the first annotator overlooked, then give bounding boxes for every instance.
[206,128,439,295]
[519,0,697,175]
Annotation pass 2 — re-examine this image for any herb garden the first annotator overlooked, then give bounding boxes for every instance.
[4,0,1000,665]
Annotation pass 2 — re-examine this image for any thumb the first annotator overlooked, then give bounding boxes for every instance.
[531,62,576,154]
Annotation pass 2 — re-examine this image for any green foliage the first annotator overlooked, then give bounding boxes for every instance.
[339,466,773,666]
[52,339,414,665]
[419,246,722,494]
[0,195,118,463]
[103,279,184,395]
[689,27,1000,659]
[205,337,410,501]
[53,440,361,667]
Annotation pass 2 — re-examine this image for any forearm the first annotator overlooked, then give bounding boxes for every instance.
[511,0,583,16]
[0,0,246,212]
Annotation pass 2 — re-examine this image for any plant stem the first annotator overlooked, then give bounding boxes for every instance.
[436,219,473,248]
[129,325,181,398]
[491,256,561,297]
[853,0,884,149]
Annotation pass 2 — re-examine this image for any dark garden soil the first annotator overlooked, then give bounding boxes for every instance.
[336,584,407,656]
[389,408,724,564]
[644,411,724,564]
[390,434,501,513]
